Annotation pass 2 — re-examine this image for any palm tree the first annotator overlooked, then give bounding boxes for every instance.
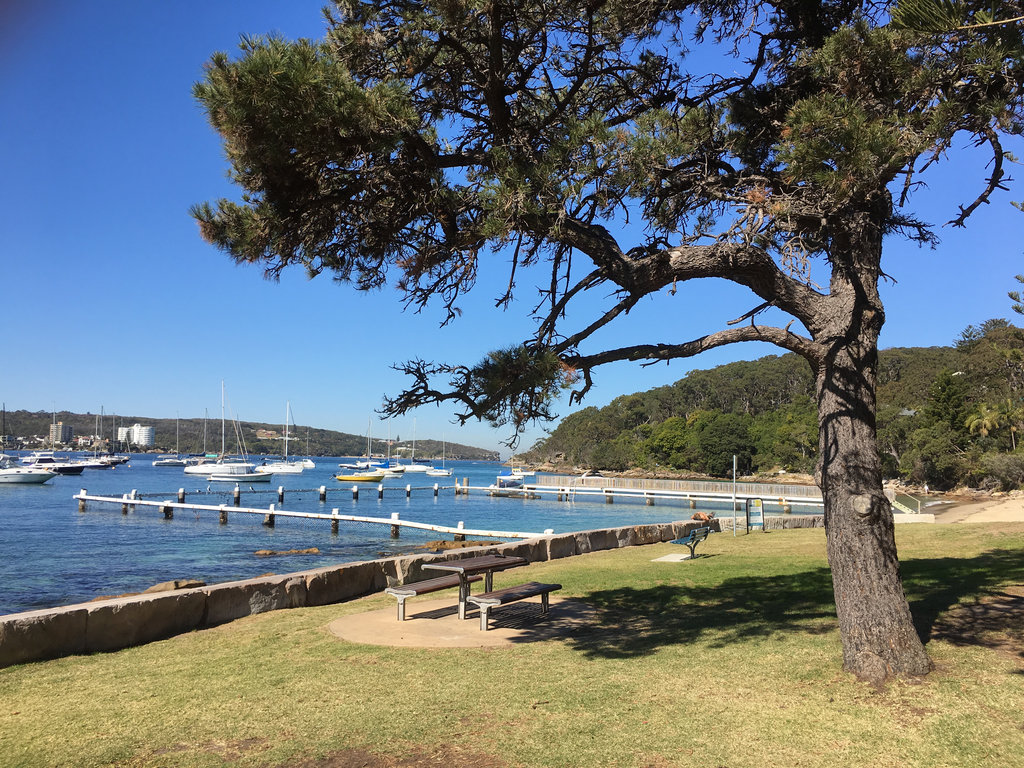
[997,399,1024,451]
[966,403,1004,440]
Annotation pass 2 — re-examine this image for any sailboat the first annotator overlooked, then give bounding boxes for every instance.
[426,434,452,476]
[184,382,259,477]
[396,418,431,472]
[152,414,187,466]
[256,402,305,474]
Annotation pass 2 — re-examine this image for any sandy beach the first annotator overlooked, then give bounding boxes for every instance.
[931,493,1024,524]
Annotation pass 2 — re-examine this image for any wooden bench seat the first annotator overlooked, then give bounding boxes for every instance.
[465,581,562,631]
[385,574,483,621]
[669,526,711,558]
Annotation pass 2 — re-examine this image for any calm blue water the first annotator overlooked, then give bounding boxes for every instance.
[0,455,696,616]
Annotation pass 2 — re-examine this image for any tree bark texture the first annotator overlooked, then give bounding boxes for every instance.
[814,213,933,684]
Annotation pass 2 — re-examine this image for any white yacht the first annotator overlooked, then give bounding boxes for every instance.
[0,454,56,484]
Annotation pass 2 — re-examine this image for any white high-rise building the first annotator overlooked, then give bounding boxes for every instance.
[123,423,155,447]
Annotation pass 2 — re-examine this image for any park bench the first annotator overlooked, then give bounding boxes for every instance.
[385,574,483,621]
[669,526,712,559]
[465,581,562,631]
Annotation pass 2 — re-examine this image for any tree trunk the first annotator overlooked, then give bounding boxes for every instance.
[814,214,933,685]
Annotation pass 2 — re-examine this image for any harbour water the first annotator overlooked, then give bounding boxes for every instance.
[0,455,695,616]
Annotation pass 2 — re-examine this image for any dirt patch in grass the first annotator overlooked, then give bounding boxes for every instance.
[931,584,1024,662]
[280,746,506,767]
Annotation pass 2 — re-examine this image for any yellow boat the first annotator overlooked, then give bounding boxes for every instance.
[335,471,385,483]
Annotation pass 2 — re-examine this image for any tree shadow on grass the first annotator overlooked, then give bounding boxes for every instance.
[544,549,1024,660]
[560,568,838,659]
[903,549,1024,663]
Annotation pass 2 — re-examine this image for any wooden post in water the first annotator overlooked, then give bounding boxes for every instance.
[130,489,138,512]
[263,503,275,528]
[378,484,384,500]
[331,508,339,534]
[454,520,465,542]
[405,484,411,499]
[352,485,359,501]
[161,501,173,519]
[122,494,130,515]
[233,485,241,506]
[390,512,400,538]
[278,486,285,504]
[319,485,327,502]
[79,489,87,512]
[178,488,186,504]
[219,504,228,525]
[434,483,439,498]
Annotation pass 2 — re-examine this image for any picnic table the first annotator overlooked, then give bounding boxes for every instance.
[423,553,528,619]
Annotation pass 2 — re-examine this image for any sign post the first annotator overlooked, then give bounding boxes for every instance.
[732,454,737,537]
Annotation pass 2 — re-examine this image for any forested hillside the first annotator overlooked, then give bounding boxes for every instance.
[1,411,497,461]
[525,321,1024,490]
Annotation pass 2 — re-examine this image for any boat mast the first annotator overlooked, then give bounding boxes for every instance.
[284,401,291,461]
[220,380,225,457]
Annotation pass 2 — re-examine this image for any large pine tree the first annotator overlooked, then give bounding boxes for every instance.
[193,0,1024,683]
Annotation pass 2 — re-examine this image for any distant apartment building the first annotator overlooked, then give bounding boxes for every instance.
[49,421,73,445]
[119,423,155,447]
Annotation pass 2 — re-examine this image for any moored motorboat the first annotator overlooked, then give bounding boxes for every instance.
[152,454,188,467]
[487,473,525,496]
[20,451,87,475]
[335,470,385,482]
[0,455,57,484]
[207,471,273,483]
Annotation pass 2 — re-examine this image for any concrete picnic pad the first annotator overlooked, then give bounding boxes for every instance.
[327,596,598,648]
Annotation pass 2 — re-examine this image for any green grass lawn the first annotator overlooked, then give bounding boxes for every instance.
[2,523,1022,768]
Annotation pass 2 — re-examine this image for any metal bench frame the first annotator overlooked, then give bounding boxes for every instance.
[465,581,562,631]
[385,574,483,621]
[669,526,711,559]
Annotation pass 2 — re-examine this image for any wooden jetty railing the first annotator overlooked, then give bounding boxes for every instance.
[73,488,552,540]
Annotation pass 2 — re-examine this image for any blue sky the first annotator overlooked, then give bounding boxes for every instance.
[1,2,1022,456]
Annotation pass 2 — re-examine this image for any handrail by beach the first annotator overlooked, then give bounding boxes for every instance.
[459,481,825,510]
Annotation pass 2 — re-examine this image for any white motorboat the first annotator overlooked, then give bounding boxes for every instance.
[20,451,87,475]
[0,455,56,484]
[152,454,188,467]
[207,471,273,483]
